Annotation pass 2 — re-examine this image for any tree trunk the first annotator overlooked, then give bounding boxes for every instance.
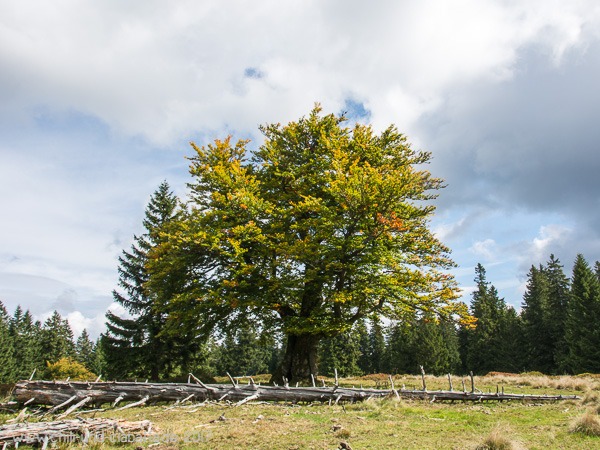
[0,418,152,447]
[12,380,580,409]
[273,333,320,384]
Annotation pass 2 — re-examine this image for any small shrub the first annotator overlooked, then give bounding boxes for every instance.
[570,411,600,436]
[476,427,515,450]
[520,371,544,377]
[335,428,351,439]
[45,358,96,381]
[551,376,594,392]
[582,390,600,405]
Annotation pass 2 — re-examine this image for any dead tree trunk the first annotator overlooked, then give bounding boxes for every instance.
[12,380,579,410]
[0,418,152,448]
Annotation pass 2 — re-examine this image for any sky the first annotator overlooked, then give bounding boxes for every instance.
[1,0,600,338]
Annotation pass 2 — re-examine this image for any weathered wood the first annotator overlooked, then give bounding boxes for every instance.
[0,418,152,448]
[0,402,18,412]
[12,380,580,410]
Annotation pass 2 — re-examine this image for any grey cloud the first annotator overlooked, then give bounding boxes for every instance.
[52,288,77,313]
[420,42,600,231]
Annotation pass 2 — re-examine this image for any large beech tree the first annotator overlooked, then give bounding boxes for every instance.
[148,106,467,382]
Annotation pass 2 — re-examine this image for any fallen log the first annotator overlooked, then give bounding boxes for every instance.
[0,402,18,412]
[0,418,152,449]
[12,379,580,410]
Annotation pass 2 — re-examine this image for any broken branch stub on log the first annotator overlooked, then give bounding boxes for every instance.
[11,380,580,411]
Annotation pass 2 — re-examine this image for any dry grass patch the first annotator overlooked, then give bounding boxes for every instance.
[582,390,600,405]
[570,410,600,436]
[476,426,519,450]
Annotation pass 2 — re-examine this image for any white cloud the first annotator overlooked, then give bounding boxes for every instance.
[66,310,107,340]
[2,1,599,145]
[531,224,572,257]
[469,239,498,261]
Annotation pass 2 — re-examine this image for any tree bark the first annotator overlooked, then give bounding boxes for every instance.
[0,418,152,447]
[273,333,320,384]
[12,380,580,409]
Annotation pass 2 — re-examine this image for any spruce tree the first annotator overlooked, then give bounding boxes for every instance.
[9,307,44,380]
[90,336,107,378]
[355,319,371,374]
[544,255,570,373]
[384,320,416,374]
[75,329,96,372]
[412,317,461,375]
[564,254,600,373]
[104,181,185,381]
[215,325,272,376]
[368,318,386,374]
[464,264,496,373]
[521,265,553,372]
[0,302,16,383]
[318,326,362,377]
[499,306,525,372]
[463,264,523,374]
[40,311,76,369]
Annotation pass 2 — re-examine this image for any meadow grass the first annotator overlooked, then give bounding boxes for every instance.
[2,373,600,449]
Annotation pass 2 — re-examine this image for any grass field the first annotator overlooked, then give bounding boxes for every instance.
[3,373,600,449]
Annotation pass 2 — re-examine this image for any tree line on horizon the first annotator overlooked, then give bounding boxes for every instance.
[0,307,101,383]
[1,249,599,383]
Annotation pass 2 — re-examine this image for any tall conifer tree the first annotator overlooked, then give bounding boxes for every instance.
[463,264,523,374]
[385,320,415,374]
[544,254,570,373]
[103,181,182,380]
[40,311,76,367]
[355,319,371,375]
[318,327,362,377]
[0,302,16,383]
[564,254,600,373]
[75,329,96,372]
[413,317,461,375]
[9,307,43,380]
[521,265,553,372]
[368,318,386,374]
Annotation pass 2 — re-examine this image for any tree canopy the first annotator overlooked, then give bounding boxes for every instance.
[147,105,468,382]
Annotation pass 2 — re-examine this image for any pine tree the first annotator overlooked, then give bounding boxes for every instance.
[499,306,525,372]
[463,264,523,374]
[0,302,16,383]
[412,317,461,375]
[384,320,416,374]
[9,307,44,380]
[521,265,554,372]
[40,311,75,370]
[564,254,600,373]
[318,326,362,377]
[368,318,386,374]
[75,329,96,372]
[212,326,278,377]
[90,336,107,378]
[355,319,371,374]
[544,255,571,373]
[104,181,188,381]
